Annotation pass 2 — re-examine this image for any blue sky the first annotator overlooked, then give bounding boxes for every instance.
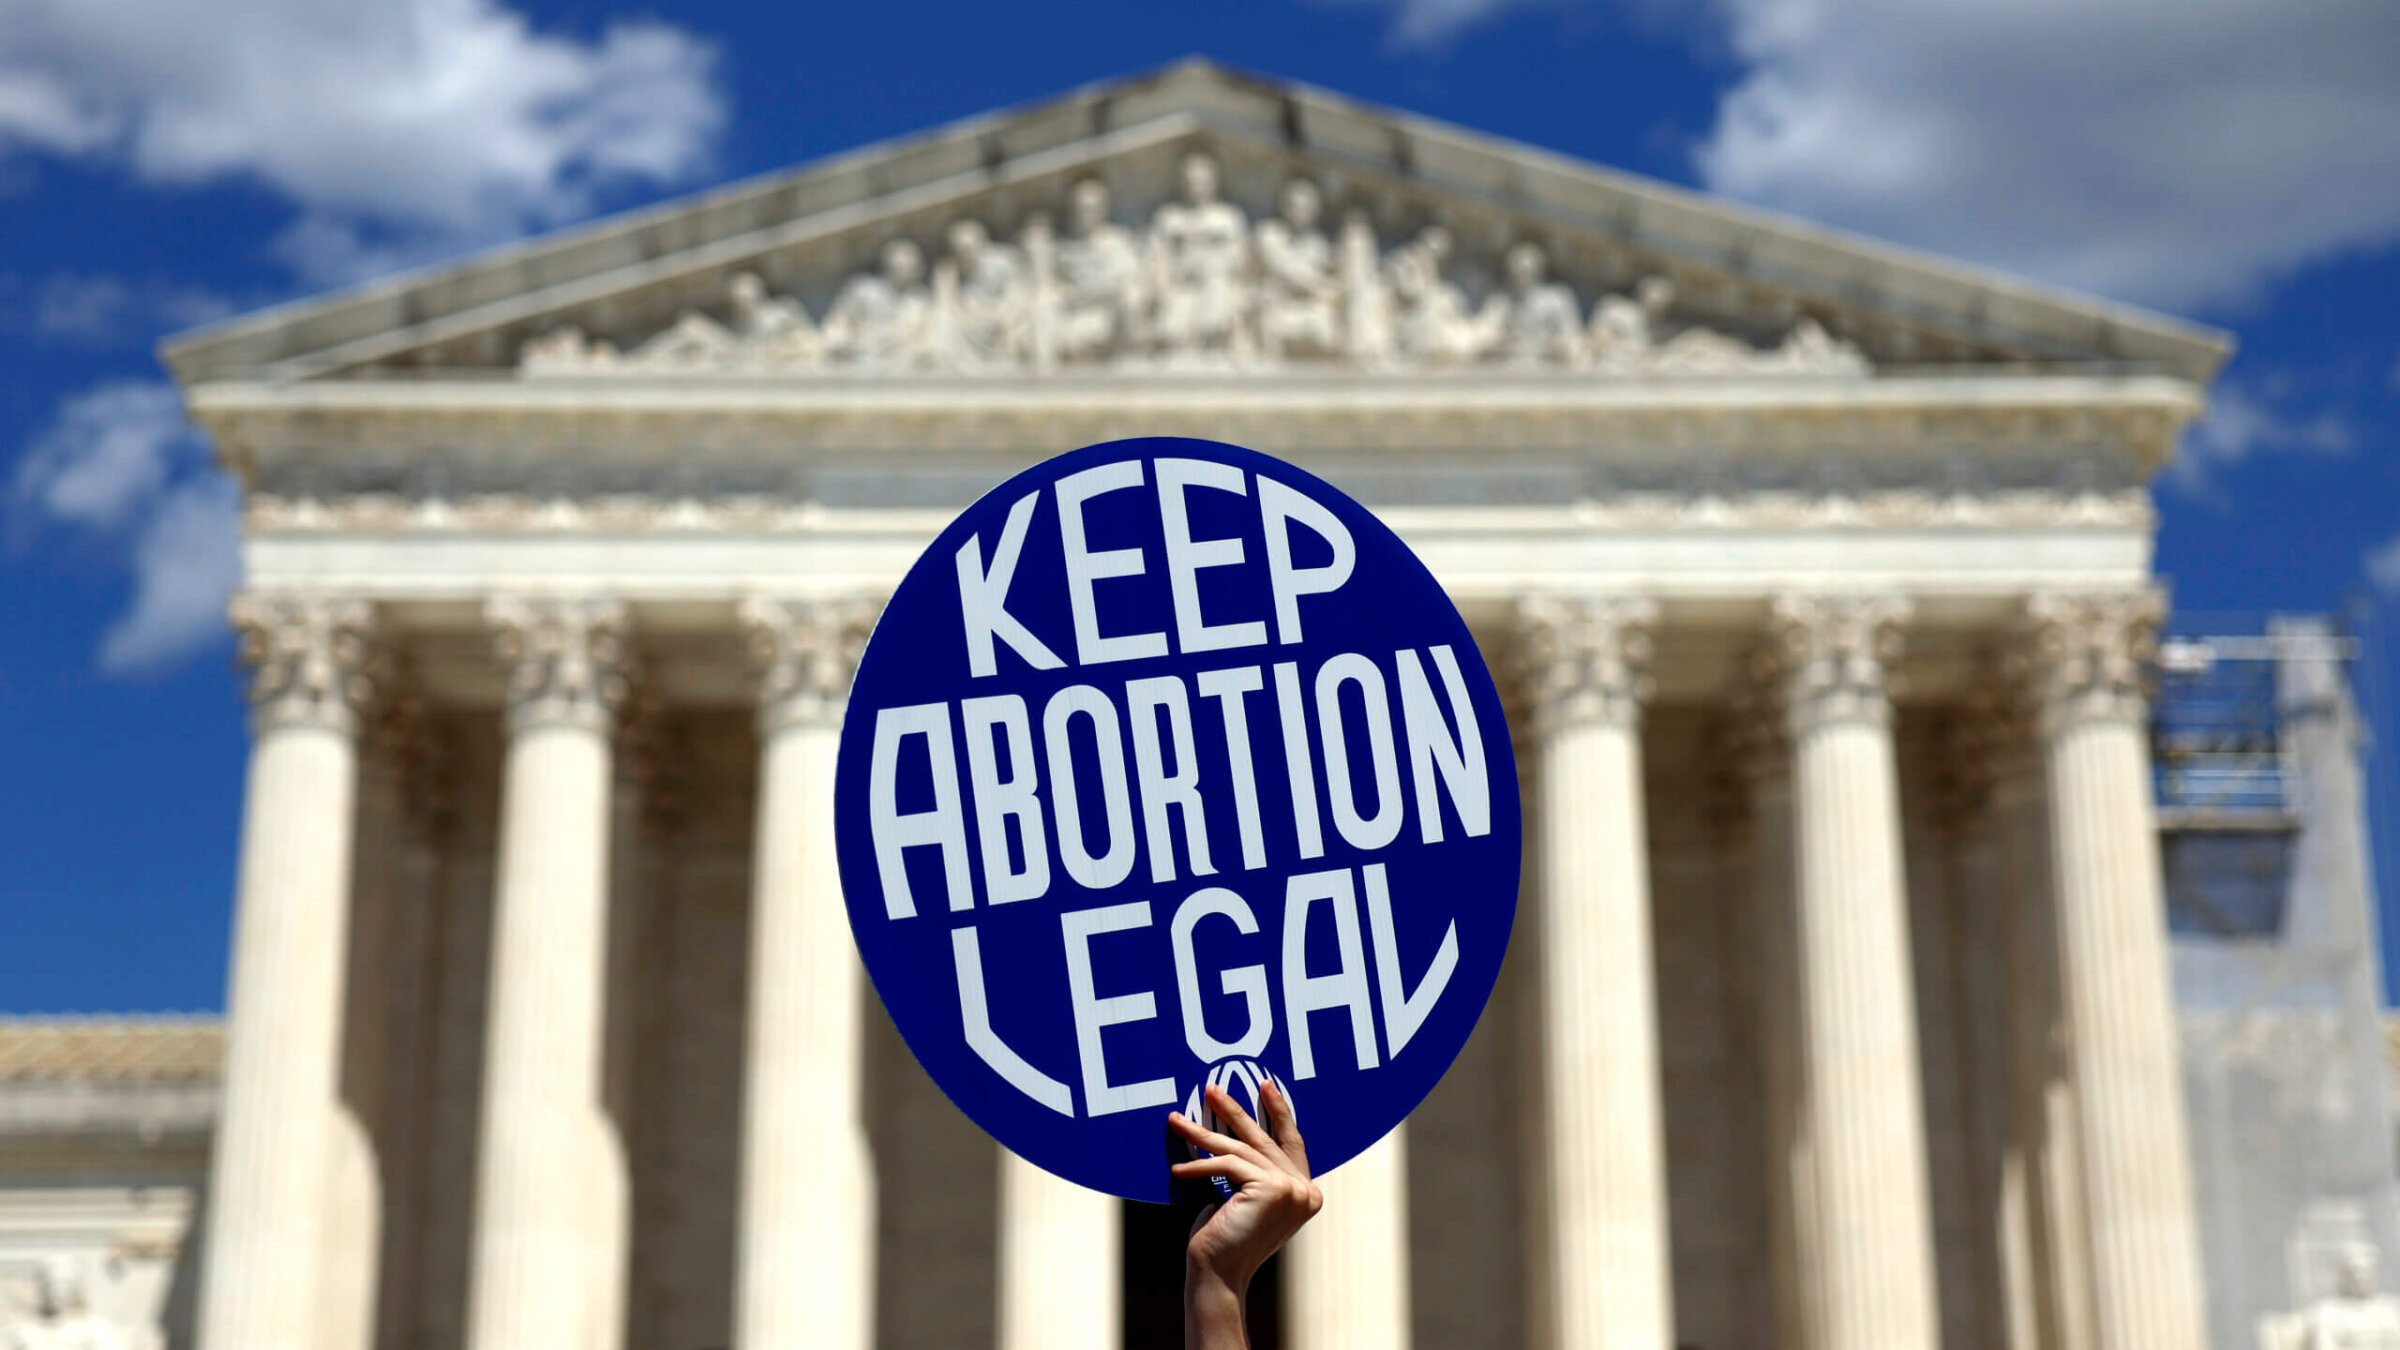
[2,0,2396,1011]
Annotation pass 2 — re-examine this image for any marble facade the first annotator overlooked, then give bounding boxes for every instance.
[6,61,2250,1350]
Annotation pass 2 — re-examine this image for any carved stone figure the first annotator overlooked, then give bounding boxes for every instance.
[819,238,932,368]
[1589,275,1674,371]
[2262,1247,2400,1350]
[3,1261,129,1350]
[1765,316,1869,375]
[519,324,618,374]
[1495,242,1586,366]
[1147,153,1252,358]
[727,272,821,367]
[1338,209,1394,365]
[1053,179,1146,361]
[1389,226,1500,364]
[936,219,1029,366]
[621,311,739,372]
[510,158,1879,379]
[1254,180,1340,359]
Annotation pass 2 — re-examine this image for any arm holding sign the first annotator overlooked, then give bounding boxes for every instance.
[1172,1078,1321,1350]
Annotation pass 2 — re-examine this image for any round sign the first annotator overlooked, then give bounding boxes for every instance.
[833,437,1521,1202]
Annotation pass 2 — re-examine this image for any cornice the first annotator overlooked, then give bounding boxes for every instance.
[242,486,2153,536]
[190,371,2203,473]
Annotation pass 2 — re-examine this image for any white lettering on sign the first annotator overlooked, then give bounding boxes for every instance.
[1057,460,1171,666]
[1281,867,1380,1080]
[1155,457,1269,654]
[1258,475,1355,645]
[954,461,1359,675]
[1273,661,1326,861]
[953,925,1073,1115]
[1363,862,1457,1057]
[868,701,973,918]
[1171,887,1273,1061]
[868,457,1506,1123]
[1195,666,1268,870]
[867,647,1490,912]
[956,492,1066,678]
[1397,646,1491,844]
[1315,652,1404,851]
[948,860,1464,1114]
[1063,902,1179,1116]
[1043,684,1137,890]
[961,694,1048,905]
[1127,675,1215,885]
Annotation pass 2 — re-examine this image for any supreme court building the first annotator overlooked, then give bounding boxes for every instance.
[0,61,2259,1350]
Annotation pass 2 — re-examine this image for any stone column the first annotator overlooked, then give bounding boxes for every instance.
[734,595,879,1350]
[1770,594,1941,1350]
[1517,595,1674,1350]
[1728,692,1814,1350]
[196,594,375,1350]
[2025,592,2207,1350]
[1287,1130,1412,1350]
[465,596,630,1350]
[1972,678,2097,1350]
[320,694,425,1350]
[997,1152,1121,1350]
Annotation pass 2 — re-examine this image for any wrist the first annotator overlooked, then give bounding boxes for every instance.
[1185,1251,1252,1302]
[1183,1261,1249,1347]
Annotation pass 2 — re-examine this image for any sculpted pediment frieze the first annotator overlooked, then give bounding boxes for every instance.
[516,153,1868,381]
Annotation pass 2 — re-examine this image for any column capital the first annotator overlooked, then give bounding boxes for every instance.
[486,595,629,736]
[2020,590,2163,734]
[1768,593,1911,735]
[1517,594,1659,735]
[231,590,377,736]
[740,594,879,735]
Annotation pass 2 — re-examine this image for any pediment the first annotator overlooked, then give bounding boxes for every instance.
[163,59,2227,387]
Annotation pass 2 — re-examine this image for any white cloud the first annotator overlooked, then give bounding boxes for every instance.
[1333,0,1541,46]
[1348,0,2400,312]
[12,381,194,530]
[10,380,241,674]
[2170,381,2353,494]
[2,0,726,678]
[1692,0,2400,311]
[28,273,235,344]
[2361,533,2400,590]
[0,0,725,283]
[97,473,241,674]
[2370,537,2400,593]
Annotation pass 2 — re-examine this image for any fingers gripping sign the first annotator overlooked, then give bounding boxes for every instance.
[1179,1060,1295,1200]
[1170,1077,1321,1277]
[833,437,1521,1202]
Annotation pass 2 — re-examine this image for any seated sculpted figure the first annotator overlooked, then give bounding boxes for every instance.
[2262,1248,2400,1350]
[1588,274,1675,371]
[938,219,1030,367]
[1253,179,1340,359]
[1493,242,1587,366]
[1148,152,1252,358]
[726,271,820,368]
[821,238,932,368]
[1054,178,1145,362]
[1389,225,1501,364]
[1338,209,1396,365]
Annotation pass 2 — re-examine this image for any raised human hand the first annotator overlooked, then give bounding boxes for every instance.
[1170,1077,1321,1349]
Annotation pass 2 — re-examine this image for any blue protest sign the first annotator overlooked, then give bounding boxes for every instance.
[833,437,1520,1202]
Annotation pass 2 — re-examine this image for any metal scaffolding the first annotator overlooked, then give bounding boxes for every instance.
[2164,617,2397,1349]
